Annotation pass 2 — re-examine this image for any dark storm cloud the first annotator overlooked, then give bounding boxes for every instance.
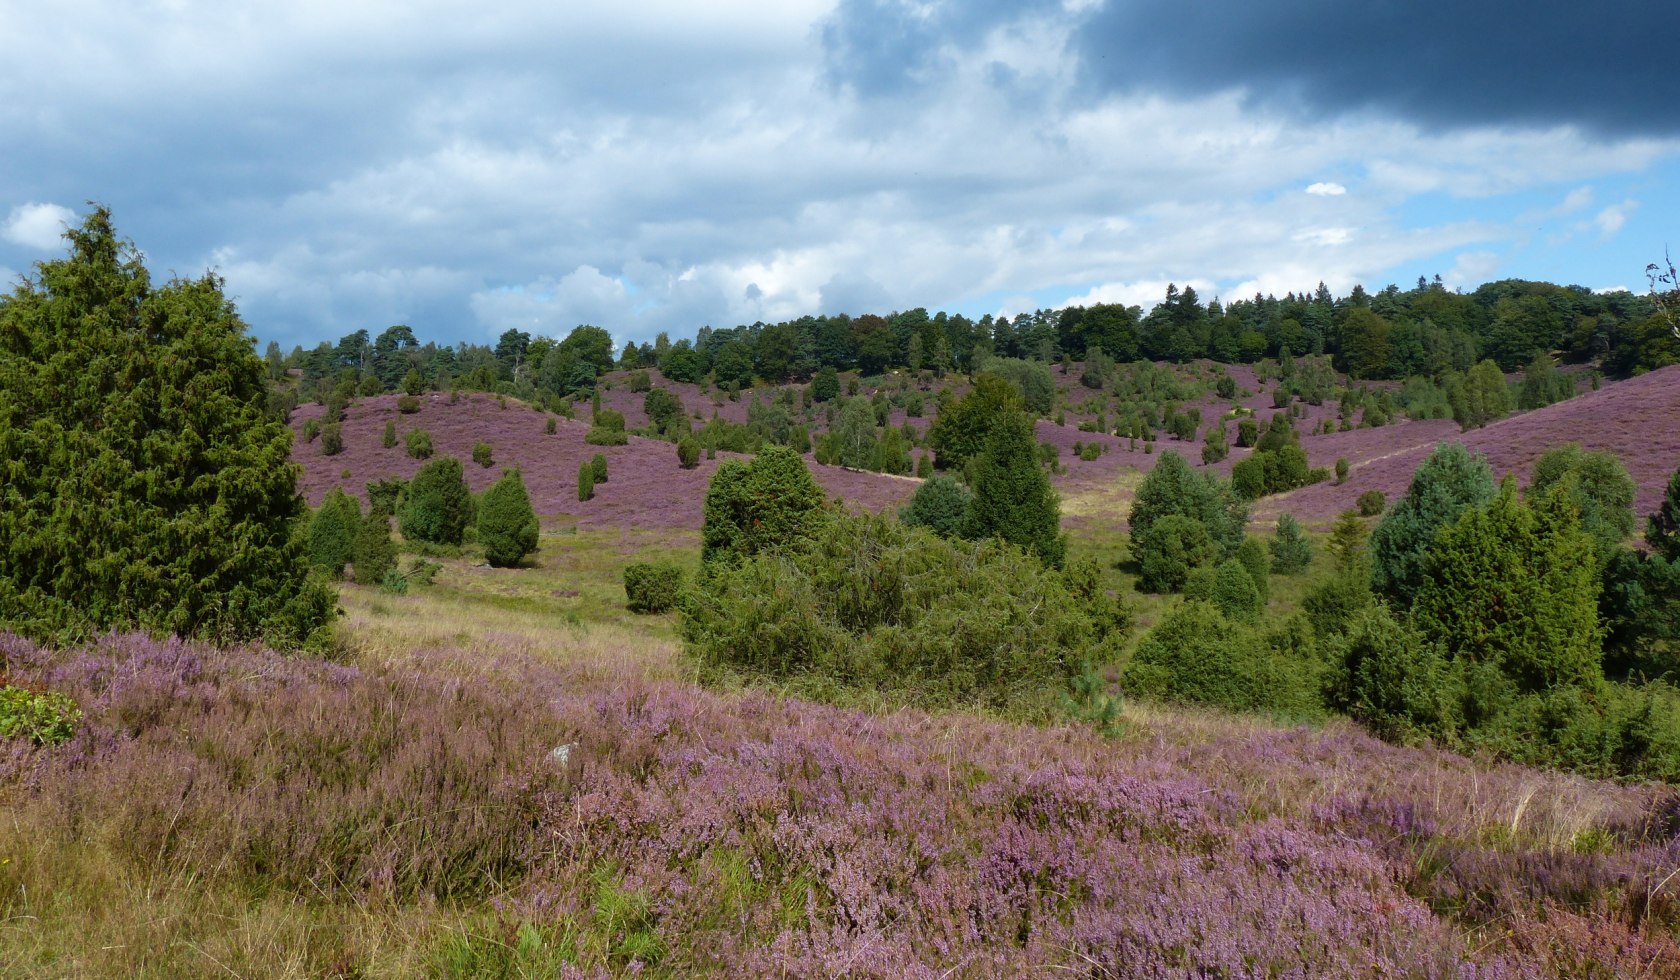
[822,0,1678,136]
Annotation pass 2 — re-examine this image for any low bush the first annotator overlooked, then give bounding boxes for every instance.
[578,462,595,502]
[1122,601,1322,720]
[591,454,609,484]
[302,417,321,442]
[1357,490,1387,516]
[397,395,421,414]
[899,475,973,540]
[624,561,684,614]
[406,428,434,459]
[478,470,539,568]
[473,441,494,468]
[585,427,629,446]
[382,420,398,448]
[0,685,80,745]
[320,422,344,455]
[677,437,700,469]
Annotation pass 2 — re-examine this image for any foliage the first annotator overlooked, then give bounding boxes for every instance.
[590,454,609,485]
[682,512,1107,715]
[1449,360,1513,429]
[400,457,473,546]
[1269,514,1313,574]
[899,475,973,540]
[1370,443,1495,606]
[382,420,397,448]
[1128,450,1247,560]
[350,510,398,586]
[976,357,1055,415]
[623,560,685,614]
[1122,601,1320,719]
[700,446,826,566]
[967,411,1065,568]
[677,437,700,469]
[1356,490,1386,517]
[0,209,334,649]
[397,395,421,414]
[320,422,344,455]
[1135,514,1217,593]
[834,396,878,469]
[810,365,840,402]
[479,469,540,567]
[406,428,434,459]
[0,685,80,745]
[1530,444,1636,563]
[644,387,683,430]
[1201,420,1228,464]
[577,461,595,502]
[928,375,1022,471]
[1327,511,1370,575]
[1516,354,1574,410]
[366,478,406,517]
[307,488,362,579]
[1212,560,1261,622]
[1323,605,1457,743]
[1234,537,1270,605]
[472,441,494,468]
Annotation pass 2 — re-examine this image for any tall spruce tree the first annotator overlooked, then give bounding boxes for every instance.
[0,207,333,648]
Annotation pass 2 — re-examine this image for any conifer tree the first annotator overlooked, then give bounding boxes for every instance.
[350,510,397,585]
[307,489,362,578]
[479,469,540,567]
[399,456,473,545]
[968,411,1065,567]
[1269,513,1314,574]
[0,207,332,648]
[1370,443,1495,605]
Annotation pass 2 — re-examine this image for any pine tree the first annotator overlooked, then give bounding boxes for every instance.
[0,207,332,648]
[1269,513,1314,574]
[479,469,540,567]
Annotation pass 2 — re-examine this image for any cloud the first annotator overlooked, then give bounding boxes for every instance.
[1594,200,1637,239]
[1445,251,1503,290]
[3,203,74,250]
[1305,182,1347,196]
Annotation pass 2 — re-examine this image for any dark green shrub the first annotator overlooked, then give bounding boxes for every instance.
[1235,536,1270,604]
[628,369,652,393]
[320,422,344,455]
[578,462,595,502]
[307,489,362,578]
[1135,513,1217,593]
[1335,457,1349,483]
[1269,513,1313,574]
[402,369,425,396]
[592,408,625,431]
[1215,374,1237,398]
[545,416,557,435]
[928,375,1022,471]
[1201,421,1228,464]
[472,441,494,468]
[590,454,609,484]
[0,209,333,648]
[399,457,473,546]
[1080,442,1102,462]
[479,470,539,567]
[644,387,683,430]
[1231,455,1266,499]
[1129,450,1247,560]
[397,395,421,414]
[406,428,434,459]
[302,417,322,442]
[1212,559,1261,621]
[701,446,826,565]
[585,426,629,446]
[1370,443,1495,606]
[900,475,974,540]
[682,512,1108,715]
[811,365,840,403]
[366,478,406,517]
[0,686,80,745]
[382,420,397,448]
[351,511,398,586]
[624,561,684,613]
[1324,605,1457,743]
[1357,490,1387,516]
[1530,443,1636,562]
[677,437,700,469]
[1122,601,1321,719]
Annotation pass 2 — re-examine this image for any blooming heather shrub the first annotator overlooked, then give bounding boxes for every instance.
[683,512,1105,715]
[623,560,684,614]
[478,469,539,568]
[0,685,79,745]
[405,427,434,459]
[1123,601,1323,719]
[0,633,563,902]
[400,456,473,546]
[307,488,361,578]
[472,441,494,468]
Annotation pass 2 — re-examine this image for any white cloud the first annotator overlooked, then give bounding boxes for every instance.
[1445,251,1502,290]
[1305,181,1347,196]
[3,203,74,250]
[1594,200,1637,239]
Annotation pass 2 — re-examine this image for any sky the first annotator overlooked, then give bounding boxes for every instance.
[2,0,1676,353]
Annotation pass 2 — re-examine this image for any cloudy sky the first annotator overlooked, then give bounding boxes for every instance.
[2,0,1675,351]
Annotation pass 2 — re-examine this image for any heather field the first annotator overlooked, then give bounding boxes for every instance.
[4,556,1680,976]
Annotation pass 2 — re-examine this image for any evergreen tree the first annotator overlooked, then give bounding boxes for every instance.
[1649,465,1680,563]
[1128,450,1247,559]
[350,510,397,586]
[968,411,1066,567]
[1269,513,1313,574]
[577,461,595,501]
[1201,419,1228,464]
[0,207,332,648]
[399,456,473,545]
[479,469,540,567]
[1234,536,1270,604]
[1530,444,1636,564]
[927,374,1022,471]
[1135,514,1217,593]
[1369,443,1495,605]
[1450,359,1514,429]
[1212,559,1261,622]
[307,489,362,579]
[900,475,974,540]
[701,446,826,565]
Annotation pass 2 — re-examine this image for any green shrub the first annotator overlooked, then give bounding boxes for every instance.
[810,366,840,403]
[397,395,421,414]
[406,428,434,459]
[0,686,80,745]
[628,369,652,393]
[302,417,322,442]
[320,422,344,455]
[1122,601,1321,719]
[479,470,539,567]
[682,512,1110,716]
[1234,536,1270,604]
[382,420,398,448]
[591,454,609,484]
[307,489,362,578]
[677,437,700,469]
[578,462,595,502]
[968,411,1065,568]
[1231,455,1266,499]
[545,416,557,435]
[1135,513,1217,593]
[1212,560,1261,621]
[701,446,826,565]
[1335,457,1349,483]
[400,457,473,546]
[366,478,407,517]
[1370,442,1495,606]
[1269,513,1313,574]
[900,475,973,540]
[472,441,494,468]
[585,427,629,446]
[351,510,398,586]
[1357,490,1387,516]
[624,561,684,613]
[1129,450,1247,560]
[1324,605,1457,743]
